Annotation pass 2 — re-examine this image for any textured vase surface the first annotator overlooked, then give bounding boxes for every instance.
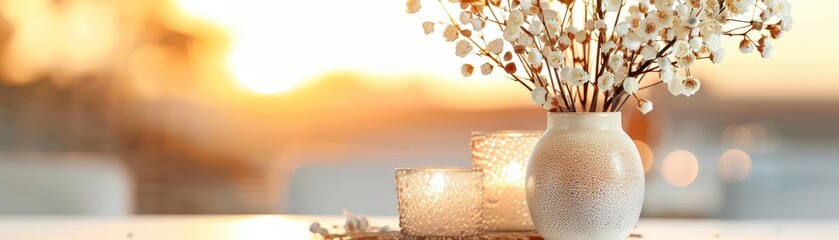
[525,112,644,240]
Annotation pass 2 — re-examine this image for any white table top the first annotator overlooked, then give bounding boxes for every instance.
[0,215,836,240]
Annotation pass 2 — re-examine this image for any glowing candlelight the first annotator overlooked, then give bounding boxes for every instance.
[395,168,484,237]
[471,131,541,231]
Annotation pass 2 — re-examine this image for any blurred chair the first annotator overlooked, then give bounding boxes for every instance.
[0,152,132,215]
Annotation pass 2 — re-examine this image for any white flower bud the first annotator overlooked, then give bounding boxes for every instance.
[780,17,794,31]
[488,38,504,55]
[531,87,548,105]
[309,222,322,233]
[529,19,543,35]
[739,39,754,53]
[597,71,615,92]
[623,32,642,51]
[688,37,703,50]
[623,77,639,94]
[480,63,494,75]
[711,48,725,64]
[455,40,473,57]
[443,25,458,41]
[461,64,474,77]
[459,11,472,24]
[682,76,700,96]
[637,99,653,114]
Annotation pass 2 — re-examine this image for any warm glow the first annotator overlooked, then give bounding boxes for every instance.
[503,163,524,184]
[430,172,446,193]
[661,150,699,187]
[718,149,752,183]
[634,140,655,173]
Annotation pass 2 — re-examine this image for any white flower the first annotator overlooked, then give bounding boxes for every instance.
[637,99,653,114]
[461,64,474,77]
[543,101,555,110]
[688,37,703,50]
[615,22,631,36]
[623,32,643,51]
[608,51,625,71]
[601,41,617,54]
[595,20,608,30]
[677,54,696,67]
[480,63,493,75]
[660,67,674,83]
[597,71,615,91]
[711,48,725,63]
[658,57,673,70]
[585,19,596,31]
[455,40,472,57]
[739,39,754,53]
[573,29,588,43]
[527,50,542,67]
[699,20,722,36]
[604,0,622,12]
[668,76,685,96]
[654,0,675,10]
[684,16,700,28]
[310,222,322,233]
[422,22,434,35]
[406,0,421,14]
[488,38,504,55]
[623,77,639,94]
[545,19,560,35]
[443,25,458,42]
[531,86,548,105]
[641,46,658,60]
[459,11,473,24]
[563,67,590,86]
[517,34,534,47]
[471,18,485,31]
[651,9,675,28]
[675,4,690,18]
[765,0,792,19]
[637,18,660,41]
[704,34,721,52]
[558,34,572,48]
[529,19,544,35]
[759,45,774,59]
[682,76,701,96]
[673,40,692,58]
[546,50,564,68]
[780,17,794,31]
[724,0,752,15]
[614,66,629,86]
[507,9,524,27]
[503,25,522,42]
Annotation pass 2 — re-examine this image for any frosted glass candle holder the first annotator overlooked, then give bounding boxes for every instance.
[395,168,484,237]
[471,130,541,231]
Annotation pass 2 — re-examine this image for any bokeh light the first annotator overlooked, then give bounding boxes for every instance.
[661,150,699,187]
[718,149,752,183]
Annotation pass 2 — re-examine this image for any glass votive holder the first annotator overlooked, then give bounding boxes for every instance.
[395,167,484,237]
[471,130,541,231]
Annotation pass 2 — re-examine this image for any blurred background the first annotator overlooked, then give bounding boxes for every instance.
[0,0,836,219]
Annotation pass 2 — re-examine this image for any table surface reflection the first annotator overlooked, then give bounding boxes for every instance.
[0,215,837,239]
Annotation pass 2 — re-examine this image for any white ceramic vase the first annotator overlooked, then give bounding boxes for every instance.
[525,112,644,240]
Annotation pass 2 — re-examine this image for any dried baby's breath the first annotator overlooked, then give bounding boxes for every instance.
[406,0,793,114]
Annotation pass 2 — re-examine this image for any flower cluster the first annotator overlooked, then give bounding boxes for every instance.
[407,0,792,114]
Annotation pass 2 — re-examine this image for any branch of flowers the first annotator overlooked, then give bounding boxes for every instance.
[628,39,676,78]
[436,0,535,92]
